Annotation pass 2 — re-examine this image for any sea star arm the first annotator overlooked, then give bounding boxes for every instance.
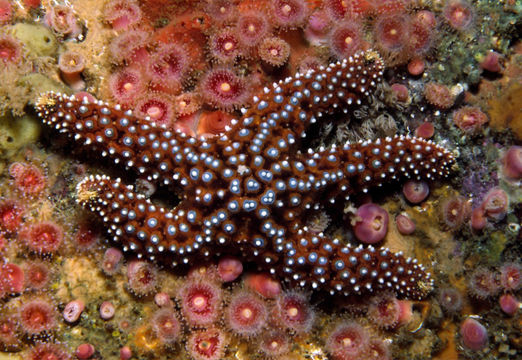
[75,173,279,263]
[282,228,433,299]
[220,51,385,158]
[76,174,432,299]
[76,174,213,265]
[35,92,206,191]
[257,135,455,226]
[296,135,455,205]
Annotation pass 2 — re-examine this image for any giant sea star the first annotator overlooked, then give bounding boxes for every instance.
[36,51,454,299]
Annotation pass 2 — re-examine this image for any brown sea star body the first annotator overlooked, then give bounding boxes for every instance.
[36,51,455,299]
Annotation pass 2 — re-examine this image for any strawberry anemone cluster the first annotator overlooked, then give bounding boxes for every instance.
[103,7,254,137]
[116,257,409,360]
[91,0,491,157]
[98,0,471,142]
[0,158,99,358]
[116,248,517,359]
[322,2,437,66]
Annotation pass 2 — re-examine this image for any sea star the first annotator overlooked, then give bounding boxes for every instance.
[36,51,454,299]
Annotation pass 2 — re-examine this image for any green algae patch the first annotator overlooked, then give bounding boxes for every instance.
[484,231,507,264]
[12,23,58,57]
[0,113,41,158]
[0,73,69,117]
[19,73,71,105]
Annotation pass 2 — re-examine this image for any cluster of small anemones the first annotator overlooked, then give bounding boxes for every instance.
[100,3,258,136]
[98,0,212,130]
[53,0,487,145]
[470,187,509,231]
[1,160,72,259]
[1,3,85,115]
[195,2,305,115]
[325,319,393,360]
[0,157,99,358]
[0,263,67,357]
[118,258,319,359]
[203,0,307,53]
[466,263,521,316]
[304,1,439,68]
[0,157,124,358]
[437,184,510,233]
[119,254,421,360]
[106,35,187,130]
[456,261,521,351]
